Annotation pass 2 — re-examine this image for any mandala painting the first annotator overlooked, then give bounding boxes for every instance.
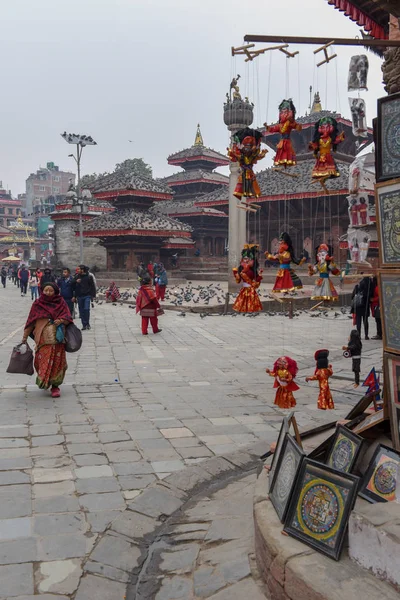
[269,434,304,522]
[377,93,400,182]
[284,459,359,560]
[326,426,363,474]
[359,444,400,503]
[375,180,400,266]
[380,273,400,354]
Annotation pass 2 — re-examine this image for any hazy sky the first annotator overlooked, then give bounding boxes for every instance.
[1,0,385,195]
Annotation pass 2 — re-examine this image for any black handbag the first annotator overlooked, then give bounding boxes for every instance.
[65,323,83,353]
[6,343,34,376]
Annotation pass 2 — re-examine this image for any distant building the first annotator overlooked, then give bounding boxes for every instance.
[25,162,75,221]
[0,185,22,228]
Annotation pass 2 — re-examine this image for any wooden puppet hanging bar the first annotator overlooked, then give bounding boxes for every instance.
[243,34,400,48]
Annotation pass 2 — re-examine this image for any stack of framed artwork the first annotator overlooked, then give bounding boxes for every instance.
[375,91,400,452]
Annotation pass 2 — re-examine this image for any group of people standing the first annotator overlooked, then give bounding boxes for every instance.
[136,261,168,301]
[135,261,169,335]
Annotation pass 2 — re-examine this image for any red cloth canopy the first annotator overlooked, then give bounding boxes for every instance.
[327,0,387,39]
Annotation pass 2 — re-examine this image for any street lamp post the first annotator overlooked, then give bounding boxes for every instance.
[61,132,97,264]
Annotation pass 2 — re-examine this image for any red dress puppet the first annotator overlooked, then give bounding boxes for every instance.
[266,356,299,409]
[309,117,345,180]
[306,349,334,410]
[227,128,267,199]
[232,244,263,313]
[135,276,162,335]
[265,232,305,293]
[264,99,302,166]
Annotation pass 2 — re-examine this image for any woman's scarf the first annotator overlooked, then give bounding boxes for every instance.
[25,283,73,328]
[136,285,158,313]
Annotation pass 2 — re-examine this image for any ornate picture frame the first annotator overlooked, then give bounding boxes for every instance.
[376,92,400,183]
[359,444,400,503]
[383,351,400,451]
[269,434,305,522]
[375,179,400,266]
[268,414,291,487]
[283,459,359,560]
[352,410,385,435]
[379,270,400,354]
[325,425,363,474]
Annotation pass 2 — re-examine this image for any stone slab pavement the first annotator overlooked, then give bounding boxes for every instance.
[0,282,384,598]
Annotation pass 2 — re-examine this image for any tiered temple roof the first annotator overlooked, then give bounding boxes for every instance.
[167,125,229,170]
[83,208,193,236]
[89,171,173,201]
[326,0,395,38]
[151,200,228,219]
[160,169,228,187]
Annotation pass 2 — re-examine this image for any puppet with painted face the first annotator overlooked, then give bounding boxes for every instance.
[264,99,302,167]
[266,356,299,409]
[308,243,340,301]
[309,116,345,179]
[232,244,263,313]
[305,349,334,410]
[227,128,267,199]
[265,231,305,293]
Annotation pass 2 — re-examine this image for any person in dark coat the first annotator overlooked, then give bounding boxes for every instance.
[351,276,373,340]
[72,265,96,330]
[40,268,56,290]
[57,268,75,316]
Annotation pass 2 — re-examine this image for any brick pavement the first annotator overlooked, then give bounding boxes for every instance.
[0,282,384,598]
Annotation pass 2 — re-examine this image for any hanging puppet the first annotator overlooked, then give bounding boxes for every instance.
[266,356,299,409]
[349,98,368,138]
[232,244,263,313]
[305,349,334,410]
[308,243,340,302]
[348,55,369,91]
[227,128,267,200]
[309,117,345,180]
[265,232,305,293]
[264,99,302,167]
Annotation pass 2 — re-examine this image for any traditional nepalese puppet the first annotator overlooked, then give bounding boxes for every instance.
[266,356,299,409]
[227,128,267,199]
[232,244,263,313]
[308,243,340,301]
[265,232,305,293]
[309,117,345,180]
[306,349,334,410]
[264,99,302,167]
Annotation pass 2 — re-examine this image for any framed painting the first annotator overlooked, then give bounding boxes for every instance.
[268,413,291,487]
[375,179,400,266]
[325,425,363,474]
[359,444,400,503]
[376,92,400,183]
[383,351,400,451]
[283,459,360,560]
[379,270,400,354]
[352,410,385,434]
[269,434,305,522]
[345,390,378,420]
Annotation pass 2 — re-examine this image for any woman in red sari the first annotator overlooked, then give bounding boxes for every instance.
[21,283,73,398]
[136,275,162,335]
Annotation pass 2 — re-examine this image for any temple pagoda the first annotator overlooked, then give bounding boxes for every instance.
[82,167,194,270]
[157,125,229,255]
[0,217,38,262]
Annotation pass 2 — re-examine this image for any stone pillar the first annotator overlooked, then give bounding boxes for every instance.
[228,162,246,292]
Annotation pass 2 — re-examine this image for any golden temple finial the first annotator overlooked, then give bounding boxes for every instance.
[311,92,322,114]
[194,123,204,146]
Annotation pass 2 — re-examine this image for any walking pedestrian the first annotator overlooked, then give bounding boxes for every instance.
[21,282,73,398]
[12,265,19,287]
[135,274,162,335]
[351,276,373,340]
[136,262,147,282]
[370,276,382,340]
[57,268,75,316]
[18,265,30,296]
[155,263,168,300]
[73,265,96,331]
[1,266,7,288]
[29,270,40,301]
[40,268,56,290]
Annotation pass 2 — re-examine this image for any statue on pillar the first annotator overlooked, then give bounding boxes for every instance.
[227,128,267,200]
[232,244,263,313]
[264,99,302,167]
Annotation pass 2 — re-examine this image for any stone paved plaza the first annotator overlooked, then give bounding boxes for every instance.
[0,282,384,598]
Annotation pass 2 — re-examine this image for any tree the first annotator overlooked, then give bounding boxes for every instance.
[114,158,152,179]
[80,172,107,188]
